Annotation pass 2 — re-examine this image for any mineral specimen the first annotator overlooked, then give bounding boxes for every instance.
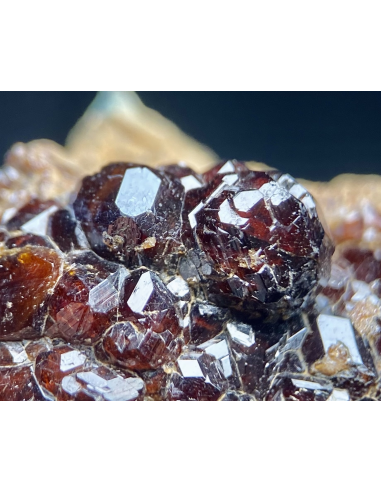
[0,158,344,400]
[0,154,380,401]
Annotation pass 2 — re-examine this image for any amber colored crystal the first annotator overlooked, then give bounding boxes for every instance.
[35,345,86,396]
[0,247,62,340]
[25,338,53,361]
[141,368,167,400]
[100,321,180,371]
[34,343,144,400]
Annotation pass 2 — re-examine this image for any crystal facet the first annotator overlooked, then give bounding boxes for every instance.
[0,160,347,400]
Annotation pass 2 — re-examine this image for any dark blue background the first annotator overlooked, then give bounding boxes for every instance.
[1,91,380,181]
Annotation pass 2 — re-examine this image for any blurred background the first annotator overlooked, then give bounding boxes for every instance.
[0,91,380,181]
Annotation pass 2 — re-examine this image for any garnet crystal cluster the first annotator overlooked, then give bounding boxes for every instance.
[2,158,374,401]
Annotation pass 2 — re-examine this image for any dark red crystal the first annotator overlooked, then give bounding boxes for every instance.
[5,233,54,249]
[35,343,144,401]
[45,250,124,343]
[184,302,228,345]
[5,198,57,231]
[0,366,44,401]
[182,164,332,320]
[99,268,182,370]
[0,160,339,400]
[47,208,89,253]
[73,163,185,270]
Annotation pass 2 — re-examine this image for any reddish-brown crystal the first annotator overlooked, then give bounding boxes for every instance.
[0,246,62,340]
[166,352,228,401]
[100,321,181,371]
[0,160,342,401]
[5,233,54,249]
[73,163,185,269]
[47,208,88,252]
[5,198,57,231]
[266,375,333,401]
[0,366,44,401]
[35,345,86,396]
[181,162,332,320]
[184,303,228,345]
[45,251,123,343]
[35,343,144,400]
[141,368,167,400]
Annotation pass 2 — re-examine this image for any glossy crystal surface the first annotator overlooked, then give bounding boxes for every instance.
[6,159,376,401]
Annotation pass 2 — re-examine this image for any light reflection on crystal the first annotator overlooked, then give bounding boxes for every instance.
[316,314,363,365]
[89,267,129,313]
[21,205,59,235]
[4,160,375,401]
[116,167,161,217]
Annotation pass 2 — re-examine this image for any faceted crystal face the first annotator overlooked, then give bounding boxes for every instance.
[119,269,180,333]
[99,268,182,371]
[5,198,58,232]
[159,163,205,192]
[0,341,28,365]
[263,311,376,400]
[34,344,144,401]
[182,162,332,320]
[115,167,161,217]
[0,366,44,401]
[73,163,185,269]
[315,314,363,365]
[45,251,124,344]
[47,208,89,253]
[2,160,355,401]
[100,321,181,371]
[71,160,332,321]
[266,375,334,401]
[316,243,381,386]
[184,303,228,345]
[166,352,228,401]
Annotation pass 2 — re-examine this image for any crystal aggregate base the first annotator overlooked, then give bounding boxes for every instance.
[0,159,380,401]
